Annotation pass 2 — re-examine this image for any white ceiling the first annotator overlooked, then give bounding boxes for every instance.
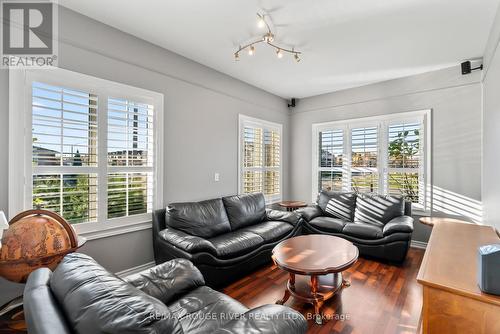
[60,0,500,98]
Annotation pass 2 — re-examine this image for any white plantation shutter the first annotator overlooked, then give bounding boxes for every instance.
[387,120,424,206]
[263,129,280,198]
[313,111,429,210]
[107,98,154,219]
[240,116,282,203]
[318,129,344,191]
[243,126,263,193]
[20,68,163,234]
[351,126,378,194]
[31,82,98,224]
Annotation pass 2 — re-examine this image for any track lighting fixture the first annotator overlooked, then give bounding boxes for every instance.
[234,12,302,62]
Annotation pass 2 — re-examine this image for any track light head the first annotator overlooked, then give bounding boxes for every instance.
[234,52,240,61]
[294,53,301,62]
[276,49,283,59]
[248,45,255,56]
[257,14,266,28]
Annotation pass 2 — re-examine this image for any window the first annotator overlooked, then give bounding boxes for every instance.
[312,110,430,211]
[318,129,344,191]
[239,115,282,203]
[351,126,378,193]
[9,68,164,238]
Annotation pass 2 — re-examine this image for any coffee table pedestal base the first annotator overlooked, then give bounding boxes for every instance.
[276,272,351,325]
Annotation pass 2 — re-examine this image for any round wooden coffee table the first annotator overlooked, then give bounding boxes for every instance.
[272,235,359,325]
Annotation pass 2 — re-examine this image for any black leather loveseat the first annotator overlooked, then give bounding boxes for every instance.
[153,193,302,287]
[24,253,307,334]
[298,191,414,263]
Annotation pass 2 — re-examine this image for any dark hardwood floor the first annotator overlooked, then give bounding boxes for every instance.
[223,248,425,334]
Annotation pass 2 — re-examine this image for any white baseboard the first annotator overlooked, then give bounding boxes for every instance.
[411,240,428,249]
[115,261,156,278]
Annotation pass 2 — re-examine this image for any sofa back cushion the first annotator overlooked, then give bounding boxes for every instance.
[50,253,183,334]
[222,193,267,230]
[354,194,405,226]
[24,268,72,334]
[317,191,357,221]
[167,198,232,238]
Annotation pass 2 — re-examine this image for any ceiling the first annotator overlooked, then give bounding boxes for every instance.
[60,0,500,99]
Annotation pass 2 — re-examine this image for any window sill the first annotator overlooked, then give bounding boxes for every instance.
[76,220,152,241]
[411,208,431,216]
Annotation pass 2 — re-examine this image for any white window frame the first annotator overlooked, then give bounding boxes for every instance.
[238,114,283,204]
[312,110,431,213]
[9,68,164,240]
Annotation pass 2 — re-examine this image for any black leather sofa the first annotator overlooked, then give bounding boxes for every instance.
[24,253,308,334]
[153,193,302,287]
[298,191,414,263]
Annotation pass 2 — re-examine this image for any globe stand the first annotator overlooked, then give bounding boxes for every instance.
[0,296,26,332]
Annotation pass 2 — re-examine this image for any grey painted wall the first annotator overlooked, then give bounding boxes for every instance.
[289,66,483,243]
[0,7,289,302]
[482,4,500,233]
[0,4,492,305]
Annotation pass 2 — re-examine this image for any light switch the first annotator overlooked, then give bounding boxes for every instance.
[214,173,220,182]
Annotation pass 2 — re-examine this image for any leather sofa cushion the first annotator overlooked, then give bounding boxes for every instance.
[125,258,205,305]
[317,191,357,221]
[213,305,308,334]
[354,194,404,226]
[209,230,264,259]
[159,227,217,254]
[167,198,232,238]
[222,193,267,230]
[168,286,248,333]
[343,222,383,239]
[308,216,347,233]
[383,216,414,236]
[50,253,183,334]
[24,268,72,334]
[240,221,293,243]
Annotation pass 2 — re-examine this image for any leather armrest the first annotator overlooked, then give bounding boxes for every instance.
[159,227,217,254]
[266,209,301,225]
[296,205,323,222]
[383,216,414,236]
[125,258,205,304]
[213,305,307,334]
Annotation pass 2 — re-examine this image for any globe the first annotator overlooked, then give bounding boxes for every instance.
[0,209,81,283]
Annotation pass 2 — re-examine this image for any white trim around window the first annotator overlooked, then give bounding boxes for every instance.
[9,68,164,240]
[238,114,283,204]
[311,109,432,213]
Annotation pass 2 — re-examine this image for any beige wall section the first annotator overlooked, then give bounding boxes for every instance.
[289,66,483,243]
[0,6,289,303]
[482,3,500,233]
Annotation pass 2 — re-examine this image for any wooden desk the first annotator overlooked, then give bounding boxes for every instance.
[417,222,500,334]
[419,216,472,227]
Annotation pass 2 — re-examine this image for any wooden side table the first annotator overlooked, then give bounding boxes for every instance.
[278,201,307,212]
